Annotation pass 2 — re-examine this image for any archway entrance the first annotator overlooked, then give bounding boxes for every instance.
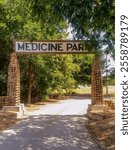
[0,40,103,108]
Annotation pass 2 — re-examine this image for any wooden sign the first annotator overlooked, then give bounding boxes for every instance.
[14,40,89,54]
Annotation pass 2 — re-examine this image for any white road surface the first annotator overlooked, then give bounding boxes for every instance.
[28,98,91,116]
[0,97,102,150]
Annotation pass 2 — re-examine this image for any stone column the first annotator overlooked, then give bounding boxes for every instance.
[7,53,20,106]
[91,55,103,104]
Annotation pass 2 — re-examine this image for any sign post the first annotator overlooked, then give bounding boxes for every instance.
[14,40,89,54]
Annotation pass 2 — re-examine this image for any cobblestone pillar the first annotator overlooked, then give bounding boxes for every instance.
[7,53,20,105]
[91,55,103,104]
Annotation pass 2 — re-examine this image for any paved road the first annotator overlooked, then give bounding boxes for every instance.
[0,98,101,150]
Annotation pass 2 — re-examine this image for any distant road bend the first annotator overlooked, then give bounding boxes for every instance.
[0,97,101,150]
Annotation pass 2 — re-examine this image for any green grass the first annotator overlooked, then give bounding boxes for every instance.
[73,86,115,95]
[73,86,91,94]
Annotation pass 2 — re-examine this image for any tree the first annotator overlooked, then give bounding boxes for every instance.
[0,0,80,103]
[73,54,94,86]
[0,0,12,95]
[0,0,114,103]
[28,0,115,57]
[102,52,115,94]
[28,0,115,92]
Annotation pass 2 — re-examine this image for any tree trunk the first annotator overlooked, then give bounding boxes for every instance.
[105,54,108,95]
[27,63,32,104]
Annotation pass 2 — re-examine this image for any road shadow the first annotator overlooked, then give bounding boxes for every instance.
[0,115,101,150]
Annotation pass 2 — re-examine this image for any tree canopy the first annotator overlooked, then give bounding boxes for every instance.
[0,0,114,103]
[0,0,95,103]
[28,0,115,57]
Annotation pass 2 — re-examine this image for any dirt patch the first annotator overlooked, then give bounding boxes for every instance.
[87,110,115,150]
[0,111,21,131]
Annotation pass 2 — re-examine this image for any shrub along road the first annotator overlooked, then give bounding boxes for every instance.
[0,98,102,150]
